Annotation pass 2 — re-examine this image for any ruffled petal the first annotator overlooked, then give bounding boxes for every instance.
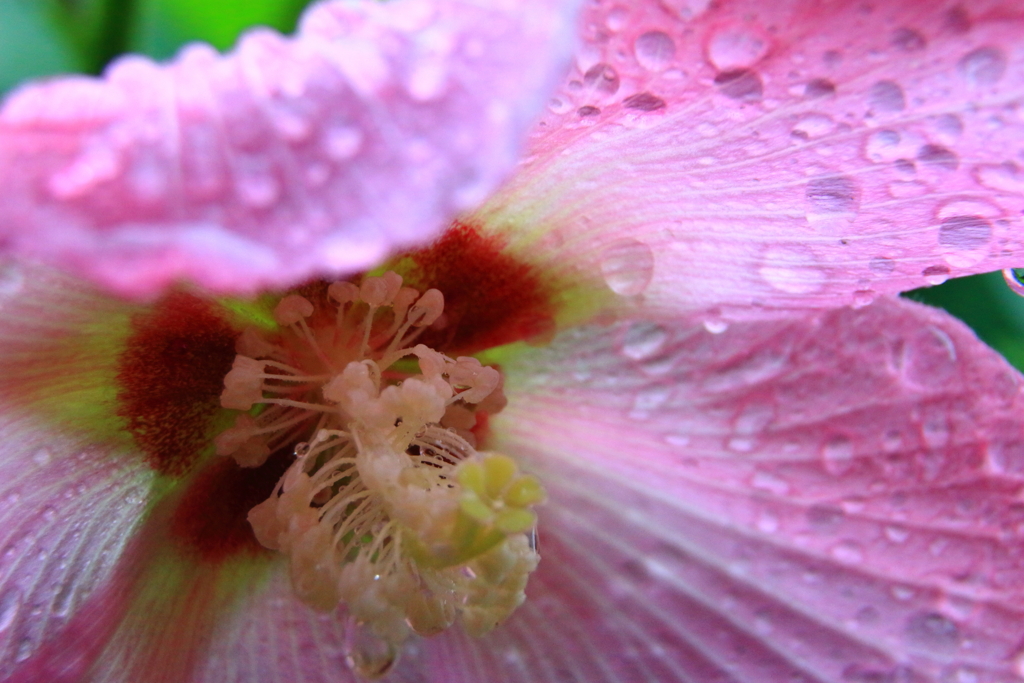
[476,0,1024,317]
[0,263,155,679]
[484,297,1024,682]
[0,0,578,298]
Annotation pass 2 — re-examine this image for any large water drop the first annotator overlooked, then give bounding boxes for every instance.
[958,46,1007,86]
[600,240,655,296]
[634,31,676,72]
[1003,268,1024,297]
[345,621,399,679]
[706,27,769,70]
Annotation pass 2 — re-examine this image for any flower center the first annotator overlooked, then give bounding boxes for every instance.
[214,272,544,678]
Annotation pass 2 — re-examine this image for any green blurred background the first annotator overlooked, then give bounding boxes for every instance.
[2,0,1023,370]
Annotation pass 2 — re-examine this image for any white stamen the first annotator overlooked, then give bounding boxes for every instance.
[218,271,542,675]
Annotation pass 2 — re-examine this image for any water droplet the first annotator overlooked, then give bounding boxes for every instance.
[851,289,875,308]
[884,525,910,543]
[634,31,676,72]
[1003,268,1024,297]
[958,46,1007,86]
[14,637,33,662]
[831,540,864,564]
[583,63,620,97]
[706,28,769,70]
[48,145,122,200]
[664,433,690,447]
[0,262,24,297]
[0,589,20,632]
[804,78,836,98]
[922,264,950,285]
[32,449,52,467]
[921,416,950,448]
[931,114,963,141]
[52,584,75,618]
[269,107,312,142]
[938,215,991,251]
[821,435,854,474]
[891,27,927,52]
[577,105,601,117]
[756,511,778,534]
[806,175,860,216]
[600,240,655,296]
[759,245,826,294]
[605,6,628,31]
[126,152,169,202]
[621,322,669,360]
[622,92,666,112]
[547,97,572,115]
[905,612,961,653]
[727,436,755,452]
[869,80,906,113]
[629,385,673,420]
[703,319,729,334]
[750,470,790,495]
[869,256,895,275]
[714,69,763,102]
[733,403,774,435]
[888,585,913,602]
[918,144,958,171]
[658,0,711,20]
[235,168,280,208]
[974,162,1024,192]
[901,326,957,388]
[407,59,448,101]
[345,621,399,678]
[325,125,363,161]
[791,114,834,140]
[41,506,57,522]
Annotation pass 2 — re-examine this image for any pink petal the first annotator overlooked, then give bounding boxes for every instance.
[0,0,578,299]
[477,0,1024,317]
[484,297,1024,682]
[0,265,155,678]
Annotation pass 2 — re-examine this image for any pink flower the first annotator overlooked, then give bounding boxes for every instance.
[0,0,1023,681]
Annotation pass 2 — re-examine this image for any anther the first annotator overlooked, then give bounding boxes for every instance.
[216,271,542,675]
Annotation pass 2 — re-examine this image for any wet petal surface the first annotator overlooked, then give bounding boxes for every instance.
[0,0,578,298]
[478,0,1024,318]
[0,264,154,680]
[487,297,1024,682]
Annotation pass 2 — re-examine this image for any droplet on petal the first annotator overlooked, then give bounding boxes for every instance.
[922,265,951,285]
[622,92,667,112]
[805,175,860,220]
[1002,268,1024,297]
[917,144,959,171]
[869,256,896,275]
[621,321,669,361]
[804,78,836,98]
[0,589,20,632]
[869,80,906,113]
[759,245,825,294]
[706,27,769,71]
[634,31,676,72]
[904,612,961,653]
[600,240,655,296]
[958,46,1007,86]
[891,27,927,52]
[582,63,620,97]
[821,435,854,475]
[938,215,992,252]
[713,69,764,102]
